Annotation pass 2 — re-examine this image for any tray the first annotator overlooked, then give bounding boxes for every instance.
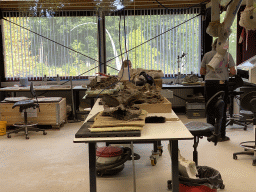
[75,114,141,138]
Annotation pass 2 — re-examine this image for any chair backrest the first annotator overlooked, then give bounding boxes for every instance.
[228,75,244,92]
[30,82,40,111]
[30,82,37,98]
[206,91,225,112]
[241,91,256,113]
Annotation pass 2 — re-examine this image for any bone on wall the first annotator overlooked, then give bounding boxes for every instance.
[206,0,243,71]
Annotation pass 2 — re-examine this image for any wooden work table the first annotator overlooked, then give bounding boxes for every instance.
[0,85,87,120]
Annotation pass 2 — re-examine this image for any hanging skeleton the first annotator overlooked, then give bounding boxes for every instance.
[239,0,256,50]
[206,0,243,70]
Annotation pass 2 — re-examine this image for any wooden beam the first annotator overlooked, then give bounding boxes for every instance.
[0,0,208,11]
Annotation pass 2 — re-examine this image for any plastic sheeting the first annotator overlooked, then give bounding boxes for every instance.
[179,166,224,189]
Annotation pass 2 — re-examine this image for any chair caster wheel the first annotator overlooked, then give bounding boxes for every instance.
[26,136,29,139]
[233,154,237,160]
[167,180,172,190]
[220,183,225,189]
[252,160,256,166]
[159,149,163,156]
[7,135,11,138]
[43,132,47,135]
[151,158,157,166]
[97,171,103,177]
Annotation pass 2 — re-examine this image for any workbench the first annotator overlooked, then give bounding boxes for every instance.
[0,85,87,120]
[73,99,193,192]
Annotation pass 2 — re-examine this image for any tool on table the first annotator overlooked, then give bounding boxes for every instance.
[145,116,179,123]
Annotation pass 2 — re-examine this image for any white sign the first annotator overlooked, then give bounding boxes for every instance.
[22,107,38,118]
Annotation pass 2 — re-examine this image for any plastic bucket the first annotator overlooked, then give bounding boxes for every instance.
[0,121,7,136]
[179,184,217,192]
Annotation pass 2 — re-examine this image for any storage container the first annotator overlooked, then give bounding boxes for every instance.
[0,121,7,136]
[186,102,205,110]
[0,98,66,128]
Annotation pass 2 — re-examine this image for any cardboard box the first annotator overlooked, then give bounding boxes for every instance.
[137,97,172,113]
[0,98,66,127]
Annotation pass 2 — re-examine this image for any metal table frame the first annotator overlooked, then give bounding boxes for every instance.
[73,99,193,192]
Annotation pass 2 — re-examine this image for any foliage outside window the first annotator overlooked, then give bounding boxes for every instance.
[3,11,98,80]
[3,8,201,80]
[105,8,201,77]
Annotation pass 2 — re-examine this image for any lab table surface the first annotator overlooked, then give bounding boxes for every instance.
[74,99,193,192]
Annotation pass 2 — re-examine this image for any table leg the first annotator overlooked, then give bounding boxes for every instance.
[73,89,78,118]
[131,141,136,192]
[88,142,97,192]
[170,140,179,192]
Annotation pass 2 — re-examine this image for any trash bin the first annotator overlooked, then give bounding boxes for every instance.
[167,166,225,191]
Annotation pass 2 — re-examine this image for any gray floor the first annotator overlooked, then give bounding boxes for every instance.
[1,115,256,192]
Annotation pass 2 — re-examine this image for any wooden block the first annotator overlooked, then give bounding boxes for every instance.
[0,98,66,127]
[136,97,172,113]
[92,110,148,128]
[154,78,162,88]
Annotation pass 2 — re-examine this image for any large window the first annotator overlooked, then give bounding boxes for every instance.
[105,8,201,77]
[2,8,201,80]
[2,11,98,80]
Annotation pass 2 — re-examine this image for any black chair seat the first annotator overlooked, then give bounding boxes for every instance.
[12,100,37,109]
[240,110,253,117]
[228,91,244,96]
[185,122,214,137]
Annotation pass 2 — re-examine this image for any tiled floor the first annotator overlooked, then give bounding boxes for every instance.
[1,115,256,192]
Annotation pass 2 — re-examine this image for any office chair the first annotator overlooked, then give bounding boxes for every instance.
[233,91,256,166]
[185,91,225,166]
[7,82,47,139]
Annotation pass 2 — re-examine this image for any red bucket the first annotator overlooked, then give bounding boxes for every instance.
[179,184,217,192]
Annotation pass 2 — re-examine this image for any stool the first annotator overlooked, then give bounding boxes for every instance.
[233,91,256,166]
[7,100,47,139]
[239,110,254,130]
[185,121,215,166]
[226,91,247,130]
[233,141,256,165]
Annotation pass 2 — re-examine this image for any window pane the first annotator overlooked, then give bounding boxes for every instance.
[105,8,201,77]
[2,11,98,80]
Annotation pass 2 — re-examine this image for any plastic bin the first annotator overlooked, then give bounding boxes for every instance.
[168,166,225,191]
[179,184,217,192]
[0,121,7,136]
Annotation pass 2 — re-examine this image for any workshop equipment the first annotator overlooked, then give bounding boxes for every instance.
[96,146,140,176]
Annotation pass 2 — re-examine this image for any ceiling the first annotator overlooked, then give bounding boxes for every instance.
[0,0,210,11]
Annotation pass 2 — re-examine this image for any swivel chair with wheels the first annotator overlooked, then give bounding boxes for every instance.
[185,91,225,166]
[233,91,256,165]
[7,82,47,139]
